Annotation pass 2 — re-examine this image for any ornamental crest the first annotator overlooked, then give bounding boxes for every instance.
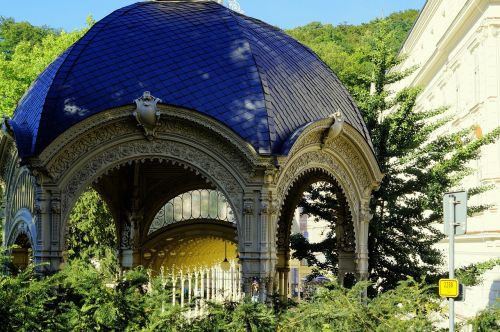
[133,91,162,140]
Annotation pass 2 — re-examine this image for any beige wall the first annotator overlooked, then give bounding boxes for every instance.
[393,0,500,318]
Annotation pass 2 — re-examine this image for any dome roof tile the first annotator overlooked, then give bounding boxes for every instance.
[11,1,371,159]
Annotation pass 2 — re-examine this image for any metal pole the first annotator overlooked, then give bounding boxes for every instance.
[449,195,456,332]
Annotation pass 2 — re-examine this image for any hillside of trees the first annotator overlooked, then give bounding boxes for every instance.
[286,10,418,104]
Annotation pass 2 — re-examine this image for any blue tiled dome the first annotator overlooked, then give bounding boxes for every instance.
[11,0,371,159]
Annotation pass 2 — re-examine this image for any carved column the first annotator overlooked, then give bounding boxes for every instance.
[239,196,258,297]
[356,198,372,282]
[34,181,64,273]
[336,191,356,286]
[119,211,142,269]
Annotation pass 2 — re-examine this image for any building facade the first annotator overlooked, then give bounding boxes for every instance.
[394,0,500,316]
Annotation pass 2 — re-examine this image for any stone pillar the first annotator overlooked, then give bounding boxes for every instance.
[356,198,372,282]
[284,267,290,298]
[239,170,278,302]
[34,184,64,274]
[180,271,185,307]
[172,275,177,305]
[188,271,192,304]
[119,212,142,269]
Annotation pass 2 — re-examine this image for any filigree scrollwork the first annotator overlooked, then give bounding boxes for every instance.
[121,221,132,249]
[260,200,277,215]
[133,91,162,140]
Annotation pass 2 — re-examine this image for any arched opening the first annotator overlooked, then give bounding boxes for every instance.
[11,233,32,272]
[277,170,355,299]
[142,188,240,304]
[61,158,242,305]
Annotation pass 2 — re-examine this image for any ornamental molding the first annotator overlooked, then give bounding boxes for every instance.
[133,91,162,139]
[285,119,379,174]
[274,118,382,253]
[36,104,259,169]
[58,139,245,230]
[44,117,254,185]
[243,200,254,215]
[279,142,373,203]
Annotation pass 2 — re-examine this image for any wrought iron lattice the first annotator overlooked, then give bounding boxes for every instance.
[10,172,36,218]
[148,189,235,235]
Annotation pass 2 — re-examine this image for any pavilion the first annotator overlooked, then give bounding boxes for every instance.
[0,0,382,301]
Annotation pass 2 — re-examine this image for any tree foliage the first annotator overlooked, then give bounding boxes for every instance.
[287,14,500,292]
[456,258,500,287]
[66,189,116,261]
[287,10,418,100]
[0,17,91,117]
[280,278,439,332]
[0,17,57,59]
[0,255,443,332]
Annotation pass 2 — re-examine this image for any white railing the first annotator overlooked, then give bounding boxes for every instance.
[151,261,242,317]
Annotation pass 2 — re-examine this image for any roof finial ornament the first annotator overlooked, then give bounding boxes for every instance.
[133,91,162,140]
[227,0,243,13]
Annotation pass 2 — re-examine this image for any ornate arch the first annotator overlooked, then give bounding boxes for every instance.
[30,105,257,261]
[6,208,36,249]
[275,168,354,255]
[273,118,382,285]
[2,165,37,247]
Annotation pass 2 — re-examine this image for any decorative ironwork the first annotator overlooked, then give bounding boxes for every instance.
[10,171,36,219]
[149,189,235,234]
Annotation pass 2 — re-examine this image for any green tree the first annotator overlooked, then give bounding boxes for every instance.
[0,17,56,59]
[0,19,114,263]
[287,10,419,99]
[0,18,90,117]
[279,278,439,332]
[468,305,500,332]
[66,189,116,261]
[288,16,500,292]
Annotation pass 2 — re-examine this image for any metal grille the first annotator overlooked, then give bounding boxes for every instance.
[149,189,235,235]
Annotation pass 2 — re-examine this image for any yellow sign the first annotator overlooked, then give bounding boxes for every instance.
[439,279,459,298]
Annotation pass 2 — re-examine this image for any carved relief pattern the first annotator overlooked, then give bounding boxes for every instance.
[276,151,360,219]
[47,122,136,179]
[48,119,253,184]
[40,107,257,172]
[60,139,244,226]
[327,136,370,190]
[274,149,361,251]
[243,200,254,244]
[287,130,323,159]
[50,197,61,246]
[121,220,132,249]
[286,123,379,196]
